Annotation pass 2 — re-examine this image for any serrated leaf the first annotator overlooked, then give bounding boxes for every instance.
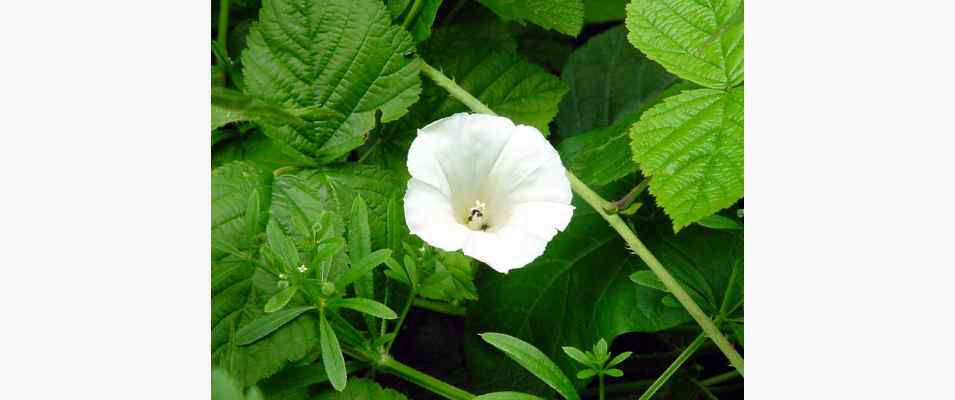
[212,162,272,260]
[329,298,398,320]
[242,0,422,163]
[561,346,593,366]
[625,0,743,89]
[477,0,584,36]
[213,260,322,386]
[213,105,251,130]
[236,305,317,345]
[313,377,409,400]
[477,392,547,400]
[630,87,743,231]
[264,286,298,313]
[480,333,580,400]
[213,130,313,172]
[421,26,568,135]
[319,312,348,391]
[557,26,676,137]
[584,0,628,23]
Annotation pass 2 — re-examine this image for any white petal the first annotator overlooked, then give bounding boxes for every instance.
[407,113,516,215]
[482,124,572,207]
[403,178,471,251]
[462,226,550,273]
[503,202,575,240]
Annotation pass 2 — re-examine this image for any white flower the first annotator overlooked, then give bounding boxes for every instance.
[297,265,308,273]
[404,113,574,273]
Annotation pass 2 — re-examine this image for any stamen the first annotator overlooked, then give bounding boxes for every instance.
[466,200,488,230]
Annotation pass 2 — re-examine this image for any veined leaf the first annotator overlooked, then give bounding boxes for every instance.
[213,130,313,172]
[313,377,409,400]
[630,87,743,231]
[213,105,250,131]
[329,298,398,320]
[477,0,584,36]
[212,162,272,260]
[236,305,317,345]
[319,311,348,391]
[480,333,580,400]
[583,0,628,23]
[242,0,422,163]
[625,0,743,89]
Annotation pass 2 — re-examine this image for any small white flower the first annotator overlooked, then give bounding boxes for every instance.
[297,265,308,273]
[404,113,574,273]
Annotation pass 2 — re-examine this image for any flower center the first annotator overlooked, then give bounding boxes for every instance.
[465,200,489,231]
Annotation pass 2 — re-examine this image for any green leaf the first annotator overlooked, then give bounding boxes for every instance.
[576,369,596,380]
[264,286,298,313]
[421,26,568,135]
[730,321,744,347]
[480,333,580,400]
[476,0,584,36]
[629,270,667,292]
[387,0,443,43]
[313,377,409,400]
[625,0,743,89]
[236,305,317,346]
[212,87,341,128]
[330,298,398,319]
[697,213,742,230]
[466,204,741,394]
[561,346,593,366]
[213,105,251,130]
[630,86,743,231]
[606,351,632,367]
[213,130,313,172]
[212,369,265,400]
[348,195,377,334]
[604,368,623,377]
[320,312,348,391]
[213,260,322,386]
[260,362,365,398]
[593,339,608,362]
[557,26,676,137]
[266,220,300,269]
[242,0,422,163]
[312,237,346,265]
[583,0,628,23]
[336,249,392,292]
[476,392,547,400]
[212,162,272,260]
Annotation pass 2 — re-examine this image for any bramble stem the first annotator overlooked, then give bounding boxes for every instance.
[423,58,743,375]
[413,298,466,316]
[401,0,425,30]
[638,332,707,400]
[379,356,475,400]
[566,172,744,376]
[420,61,496,115]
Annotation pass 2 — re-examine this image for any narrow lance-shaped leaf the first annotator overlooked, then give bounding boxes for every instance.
[561,346,593,367]
[236,306,317,346]
[264,286,298,313]
[266,221,299,269]
[348,196,377,333]
[320,311,348,391]
[475,392,547,400]
[329,298,398,320]
[336,249,392,292]
[480,333,580,400]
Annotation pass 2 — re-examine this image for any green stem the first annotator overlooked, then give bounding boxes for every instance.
[584,379,653,398]
[413,298,467,316]
[598,374,605,400]
[690,378,719,400]
[608,177,651,213]
[699,370,741,387]
[401,0,425,30]
[638,332,707,400]
[379,356,475,400]
[385,287,416,353]
[216,0,231,86]
[567,171,744,376]
[420,61,496,115]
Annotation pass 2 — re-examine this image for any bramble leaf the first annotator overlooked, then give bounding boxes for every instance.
[477,0,584,36]
[212,162,272,260]
[630,87,743,231]
[242,0,422,163]
[625,0,743,88]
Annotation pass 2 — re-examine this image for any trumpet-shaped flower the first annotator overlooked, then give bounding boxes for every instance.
[404,113,574,273]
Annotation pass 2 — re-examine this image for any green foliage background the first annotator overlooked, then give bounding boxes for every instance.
[212,0,744,398]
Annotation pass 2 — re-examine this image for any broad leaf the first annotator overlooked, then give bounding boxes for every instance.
[236,305,317,345]
[213,105,251,130]
[242,0,422,163]
[213,130,313,172]
[480,333,579,400]
[213,259,321,386]
[630,87,743,231]
[625,0,743,89]
[313,377,409,400]
[477,0,584,36]
[212,369,265,400]
[319,312,348,391]
[583,0,628,23]
[212,162,272,260]
[421,26,568,135]
[557,26,676,137]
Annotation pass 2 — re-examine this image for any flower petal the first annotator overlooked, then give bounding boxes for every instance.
[482,124,572,207]
[404,178,471,251]
[503,202,575,240]
[462,226,550,273]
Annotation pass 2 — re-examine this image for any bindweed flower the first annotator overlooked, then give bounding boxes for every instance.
[404,113,574,273]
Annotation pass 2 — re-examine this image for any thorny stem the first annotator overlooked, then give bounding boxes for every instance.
[567,171,744,376]
[413,298,467,316]
[608,177,651,213]
[401,0,425,30]
[638,332,708,400]
[379,356,476,400]
[421,58,744,375]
